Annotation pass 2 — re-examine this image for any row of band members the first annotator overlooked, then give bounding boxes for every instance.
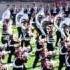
[1,2,70,70]
[1,20,70,70]
[2,3,70,25]
[1,23,70,70]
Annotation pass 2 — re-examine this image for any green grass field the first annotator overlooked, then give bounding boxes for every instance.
[0,22,65,70]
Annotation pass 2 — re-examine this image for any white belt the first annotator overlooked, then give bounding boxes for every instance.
[60,52,67,55]
[13,63,23,68]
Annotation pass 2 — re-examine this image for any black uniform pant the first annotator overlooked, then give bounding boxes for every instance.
[11,14,16,25]
[17,27,24,47]
[13,68,23,70]
[53,13,57,16]
[55,31,61,46]
[65,11,69,17]
[7,46,15,63]
[33,51,40,68]
[47,43,54,51]
[17,27,23,38]
[58,55,65,70]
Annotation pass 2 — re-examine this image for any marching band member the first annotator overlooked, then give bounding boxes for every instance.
[46,25,54,51]
[59,17,70,38]
[28,3,37,20]
[10,5,17,25]
[33,35,46,68]
[35,7,46,36]
[58,27,70,70]
[16,7,24,38]
[13,44,30,70]
[64,36,70,70]
[1,18,12,47]
[19,15,30,48]
[58,41,68,70]
[40,35,54,70]
[54,13,64,46]
[0,48,11,70]
[2,5,12,35]
[2,5,11,23]
[7,36,20,63]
